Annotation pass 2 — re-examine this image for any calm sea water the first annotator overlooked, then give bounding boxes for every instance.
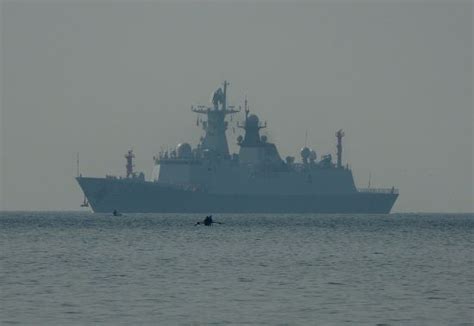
[0,212,472,325]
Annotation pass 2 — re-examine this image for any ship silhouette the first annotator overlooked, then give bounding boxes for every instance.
[77,81,398,213]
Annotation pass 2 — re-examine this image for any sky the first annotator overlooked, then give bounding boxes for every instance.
[0,1,472,212]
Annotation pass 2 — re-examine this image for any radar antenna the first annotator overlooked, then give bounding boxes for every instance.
[192,81,239,115]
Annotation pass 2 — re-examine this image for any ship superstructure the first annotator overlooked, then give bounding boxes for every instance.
[77,82,398,213]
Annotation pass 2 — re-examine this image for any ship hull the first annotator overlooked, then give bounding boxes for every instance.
[77,177,398,214]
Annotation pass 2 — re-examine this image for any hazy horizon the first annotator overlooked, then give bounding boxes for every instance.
[1,1,472,212]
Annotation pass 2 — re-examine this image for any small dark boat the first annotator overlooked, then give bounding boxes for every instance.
[195,215,222,226]
[112,209,122,216]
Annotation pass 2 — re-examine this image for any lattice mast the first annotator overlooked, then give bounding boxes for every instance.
[336,129,345,168]
[125,149,135,177]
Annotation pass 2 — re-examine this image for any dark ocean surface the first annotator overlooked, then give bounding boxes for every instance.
[0,212,472,325]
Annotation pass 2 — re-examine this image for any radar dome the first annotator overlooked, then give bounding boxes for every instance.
[300,147,311,161]
[247,114,259,127]
[309,150,317,162]
[176,143,192,158]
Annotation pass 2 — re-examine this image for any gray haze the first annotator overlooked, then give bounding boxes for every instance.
[1,1,472,212]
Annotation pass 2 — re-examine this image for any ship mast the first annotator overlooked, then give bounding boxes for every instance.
[191,81,239,158]
[125,149,135,178]
[336,129,345,169]
[76,152,80,177]
[223,80,228,111]
[236,102,266,147]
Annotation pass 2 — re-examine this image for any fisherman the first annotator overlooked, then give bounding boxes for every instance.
[196,215,222,226]
[204,215,213,225]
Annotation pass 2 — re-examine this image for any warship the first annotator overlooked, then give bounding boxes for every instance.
[76,81,398,213]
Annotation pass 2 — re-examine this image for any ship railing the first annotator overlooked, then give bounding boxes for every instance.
[155,158,202,165]
[291,163,343,171]
[358,188,399,194]
[157,182,206,192]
